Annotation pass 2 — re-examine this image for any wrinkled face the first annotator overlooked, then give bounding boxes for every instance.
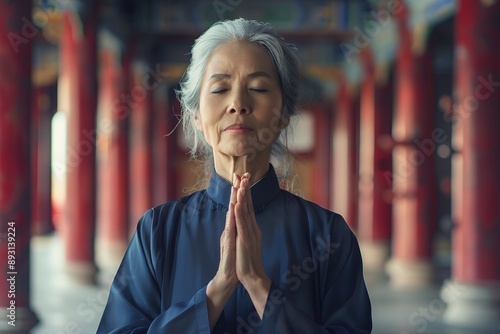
[196,40,287,162]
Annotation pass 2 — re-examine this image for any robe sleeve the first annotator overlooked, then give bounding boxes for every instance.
[257,214,372,334]
[96,209,212,334]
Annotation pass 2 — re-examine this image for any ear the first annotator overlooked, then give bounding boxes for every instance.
[194,112,203,132]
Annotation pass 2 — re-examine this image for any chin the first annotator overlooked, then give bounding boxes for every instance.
[224,149,255,158]
[219,145,258,159]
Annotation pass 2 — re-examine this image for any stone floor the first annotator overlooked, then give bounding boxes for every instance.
[23,234,500,334]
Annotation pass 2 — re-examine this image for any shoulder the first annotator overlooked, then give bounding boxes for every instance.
[279,189,351,232]
[277,189,357,257]
[130,190,211,269]
[134,190,210,236]
[277,190,360,275]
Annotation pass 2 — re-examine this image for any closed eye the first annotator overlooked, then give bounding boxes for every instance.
[250,88,267,92]
[211,88,228,94]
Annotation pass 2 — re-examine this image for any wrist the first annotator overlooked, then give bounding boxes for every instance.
[206,278,238,330]
[207,277,238,303]
[241,273,270,291]
[241,275,271,318]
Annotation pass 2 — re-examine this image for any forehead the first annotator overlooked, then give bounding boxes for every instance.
[204,40,279,78]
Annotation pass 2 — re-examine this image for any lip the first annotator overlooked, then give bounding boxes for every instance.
[224,123,253,134]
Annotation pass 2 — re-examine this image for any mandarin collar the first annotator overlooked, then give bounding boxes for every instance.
[206,164,281,213]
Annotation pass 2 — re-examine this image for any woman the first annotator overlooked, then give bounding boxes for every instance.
[98,18,372,333]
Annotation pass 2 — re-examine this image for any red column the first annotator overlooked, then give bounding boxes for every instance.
[0,0,39,330]
[442,0,500,328]
[97,44,130,268]
[357,49,393,271]
[152,81,176,207]
[385,3,437,286]
[311,104,332,209]
[59,3,98,283]
[32,86,54,235]
[331,76,359,230]
[128,58,154,234]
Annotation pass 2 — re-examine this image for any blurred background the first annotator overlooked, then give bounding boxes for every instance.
[0,0,499,333]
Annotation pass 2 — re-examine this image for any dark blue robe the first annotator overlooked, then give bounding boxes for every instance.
[97,165,372,333]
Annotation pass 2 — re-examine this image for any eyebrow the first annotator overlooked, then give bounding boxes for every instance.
[208,71,273,81]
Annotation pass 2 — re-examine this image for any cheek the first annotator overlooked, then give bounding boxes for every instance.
[256,116,282,146]
[259,104,284,133]
[257,127,279,146]
[198,98,219,134]
[200,116,222,144]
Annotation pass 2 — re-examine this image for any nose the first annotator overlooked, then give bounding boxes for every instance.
[227,88,251,115]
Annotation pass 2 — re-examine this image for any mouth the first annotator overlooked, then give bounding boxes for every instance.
[224,123,253,134]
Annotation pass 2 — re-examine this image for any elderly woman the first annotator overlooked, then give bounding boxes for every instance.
[98,18,372,333]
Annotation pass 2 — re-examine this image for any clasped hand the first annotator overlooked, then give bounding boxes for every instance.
[209,173,271,321]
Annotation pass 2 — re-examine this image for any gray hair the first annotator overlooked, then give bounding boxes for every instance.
[175,18,301,178]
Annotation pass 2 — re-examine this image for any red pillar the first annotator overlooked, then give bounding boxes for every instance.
[385,3,437,286]
[442,0,500,328]
[60,3,98,283]
[152,81,176,207]
[97,43,130,269]
[128,58,154,234]
[357,49,393,271]
[331,76,359,230]
[32,86,54,235]
[0,0,39,330]
[311,104,332,209]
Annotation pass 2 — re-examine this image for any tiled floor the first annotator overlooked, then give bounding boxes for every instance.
[28,234,499,334]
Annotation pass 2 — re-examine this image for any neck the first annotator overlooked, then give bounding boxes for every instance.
[214,152,270,186]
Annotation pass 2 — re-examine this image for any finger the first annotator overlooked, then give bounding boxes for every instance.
[230,183,237,207]
[234,173,241,189]
[226,187,233,229]
[240,175,258,237]
[227,175,240,240]
[226,202,236,237]
[235,186,253,241]
[220,230,225,249]
[225,199,236,244]
[243,174,255,220]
